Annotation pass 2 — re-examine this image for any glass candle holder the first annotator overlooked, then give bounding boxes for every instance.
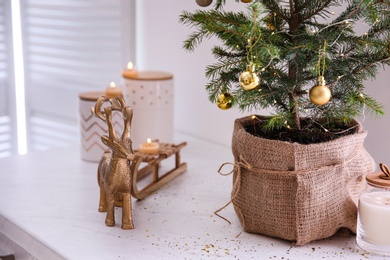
[357,164,390,255]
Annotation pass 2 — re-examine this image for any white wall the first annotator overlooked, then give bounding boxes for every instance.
[362,72,390,169]
[136,1,390,169]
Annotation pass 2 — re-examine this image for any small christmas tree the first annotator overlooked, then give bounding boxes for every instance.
[180,0,390,141]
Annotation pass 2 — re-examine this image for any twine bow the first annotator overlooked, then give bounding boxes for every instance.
[214,156,251,225]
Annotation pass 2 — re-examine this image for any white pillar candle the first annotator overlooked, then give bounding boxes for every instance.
[358,191,390,246]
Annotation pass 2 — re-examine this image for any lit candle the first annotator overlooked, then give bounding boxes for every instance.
[122,61,138,79]
[105,81,122,98]
[139,138,159,155]
[358,191,390,246]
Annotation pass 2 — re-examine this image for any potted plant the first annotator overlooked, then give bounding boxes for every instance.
[180,0,390,245]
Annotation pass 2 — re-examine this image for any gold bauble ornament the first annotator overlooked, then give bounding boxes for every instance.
[265,14,275,30]
[196,0,213,7]
[239,64,260,91]
[309,76,331,105]
[216,93,234,110]
[265,13,282,30]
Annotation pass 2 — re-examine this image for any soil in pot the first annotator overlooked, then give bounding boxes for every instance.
[245,117,359,144]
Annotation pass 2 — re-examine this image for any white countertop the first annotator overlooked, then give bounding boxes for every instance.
[0,134,387,260]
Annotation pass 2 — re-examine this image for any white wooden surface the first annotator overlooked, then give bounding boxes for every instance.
[0,133,387,260]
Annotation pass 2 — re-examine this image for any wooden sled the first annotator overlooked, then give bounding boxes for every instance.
[131,142,187,200]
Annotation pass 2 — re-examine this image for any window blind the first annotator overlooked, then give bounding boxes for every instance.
[21,0,135,152]
[0,0,17,158]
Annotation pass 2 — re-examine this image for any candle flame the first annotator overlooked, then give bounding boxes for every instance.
[110,81,116,88]
[127,62,134,70]
[147,138,151,144]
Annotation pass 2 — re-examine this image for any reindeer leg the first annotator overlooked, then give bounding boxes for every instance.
[98,152,110,212]
[98,182,107,212]
[121,192,134,229]
[105,191,115,226]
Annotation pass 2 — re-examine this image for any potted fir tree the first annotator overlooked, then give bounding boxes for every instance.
[180,0,390,245]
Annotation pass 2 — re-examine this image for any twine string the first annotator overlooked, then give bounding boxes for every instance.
[214,156,251,225]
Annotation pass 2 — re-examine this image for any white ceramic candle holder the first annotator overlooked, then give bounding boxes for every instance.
[79,91,124,162]
[122,71,174,148]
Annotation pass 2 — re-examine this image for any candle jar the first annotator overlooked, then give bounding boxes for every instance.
[79,91,124,162]
[122,71,174,148]
[357,165,390,255]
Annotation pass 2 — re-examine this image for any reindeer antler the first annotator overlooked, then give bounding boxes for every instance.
[92,96,109,122]
[91,96,134,155]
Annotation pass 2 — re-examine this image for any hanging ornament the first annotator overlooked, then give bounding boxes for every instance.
[240,11,261,91]
[216,92,234,110]
[241,0,253,3]
[265,14,276,30]
[309,40,331,106]
[239,63,260,91]
[196,0,213,7]
[309,76,331,106]
[265,12,283,31]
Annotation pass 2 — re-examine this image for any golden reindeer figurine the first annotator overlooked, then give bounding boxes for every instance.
[92,96,136,229]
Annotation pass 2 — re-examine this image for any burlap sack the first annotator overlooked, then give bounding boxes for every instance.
[230,115,375,245]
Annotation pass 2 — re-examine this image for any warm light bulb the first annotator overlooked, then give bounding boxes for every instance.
[147,138,152,144]
[110,81,116,88]
[127,62,134,70]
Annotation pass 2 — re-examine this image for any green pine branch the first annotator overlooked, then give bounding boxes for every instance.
[180,0,390,132]
[179,10,248,51]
